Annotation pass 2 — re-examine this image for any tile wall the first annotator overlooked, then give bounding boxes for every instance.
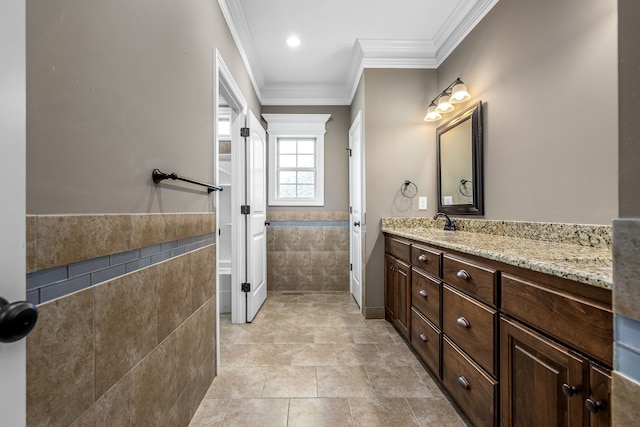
[266,211,350,292]
[25,213,216,427]
[612,219,640,423]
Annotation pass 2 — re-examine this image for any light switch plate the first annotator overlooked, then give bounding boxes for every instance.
[418,196,427,210]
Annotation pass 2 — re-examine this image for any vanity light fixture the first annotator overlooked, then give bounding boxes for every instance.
[424,78,472,122]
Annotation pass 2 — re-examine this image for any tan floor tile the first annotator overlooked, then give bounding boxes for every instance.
[291,344,337,366]
[232,326,278,344]
[204,367,268,398]
[245,344,296,366]
[349,397,419,427]
[188,399,230,426]
[366,366,432,398]
[314,328,354,344]
[262,366,318,398]
[317,366,374,398]
[377,342,422,367]
[407,398,468,426]
[221,398,289,427]
[334,344,385,366]
[274,326,315,344]
[288,398,354,427]
[350,327,396,344]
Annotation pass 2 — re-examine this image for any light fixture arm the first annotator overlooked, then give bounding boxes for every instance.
[429,78,465,105]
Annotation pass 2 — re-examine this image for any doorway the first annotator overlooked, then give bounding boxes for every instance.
[349,111,364,310]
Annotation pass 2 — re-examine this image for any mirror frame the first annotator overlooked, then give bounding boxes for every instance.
[436,101,484,215]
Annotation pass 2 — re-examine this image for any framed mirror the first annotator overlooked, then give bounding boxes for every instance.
[436,101,483,215]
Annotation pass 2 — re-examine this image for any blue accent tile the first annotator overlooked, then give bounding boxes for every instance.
[171,247,186,257]
[27,289,40,305]
[151,251,171,264]
[616,342,640,383]
[110,249,140,266]
[40,275,91,303]
[126,257,151,273]
[140,244,163,257]
[91,265,127,285]
[69,256,110,277]
[27,266,68,289]
[616,315,640,350]
[162,241,178,252]
[184,242,200,253]
[177,237,192,247]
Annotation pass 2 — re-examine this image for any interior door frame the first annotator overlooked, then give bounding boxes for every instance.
[0,0,27,424]
[214,50,248,372]
[349,110,365,313]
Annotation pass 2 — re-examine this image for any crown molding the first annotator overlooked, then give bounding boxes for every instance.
[219,0,500,106]
[217,0,262,101]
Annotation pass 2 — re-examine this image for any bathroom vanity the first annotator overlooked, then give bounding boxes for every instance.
[382,218,613,427]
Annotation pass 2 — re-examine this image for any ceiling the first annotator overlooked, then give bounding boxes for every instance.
[218,0,499,105]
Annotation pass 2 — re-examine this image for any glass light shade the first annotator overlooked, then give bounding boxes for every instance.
[450,82,471,103]
[424,105,442,121]
[435,95,454,113]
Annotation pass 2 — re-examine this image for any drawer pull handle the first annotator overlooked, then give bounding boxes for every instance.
[418,254,427,261]
[418,289,428,298]
[456,317,470,328]
[562,383,579,398]
[585,398,605,413]
[456,270,470,280]
[457,376,470,390]
[418,333,428,342]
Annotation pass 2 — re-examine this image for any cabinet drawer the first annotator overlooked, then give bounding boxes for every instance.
[412,268,441,327]
[443,285,497,376]
[443,336,497,427]
[501,273,613,366]
[411,244,442,278]
[443,254,497,306]
[411,308,441,378]
[385,237,411,263]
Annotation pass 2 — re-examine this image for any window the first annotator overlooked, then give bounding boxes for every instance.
[263,114,331,206]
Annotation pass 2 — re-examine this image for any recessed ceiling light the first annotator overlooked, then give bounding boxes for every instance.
[286,36,301,47]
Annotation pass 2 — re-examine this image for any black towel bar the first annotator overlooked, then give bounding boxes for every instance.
[152,169,222,193]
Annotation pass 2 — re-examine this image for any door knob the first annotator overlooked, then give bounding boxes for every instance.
[585,398,606,413]
[354,221,360,227]
[0,297,38,343]
[561,383,579,398]
[418,289,428,298]
[418,254,427,261]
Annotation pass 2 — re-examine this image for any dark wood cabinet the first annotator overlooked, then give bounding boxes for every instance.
[501,316,587,426]
[383,233,612,427]
[384,243,411,340]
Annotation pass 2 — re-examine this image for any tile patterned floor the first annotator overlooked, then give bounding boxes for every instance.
[190,292,470,426]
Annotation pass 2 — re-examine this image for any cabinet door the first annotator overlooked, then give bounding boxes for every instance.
[395,259,411,339]
[587,364,610,427]
[384,255,397,321]
[501,316,587,427]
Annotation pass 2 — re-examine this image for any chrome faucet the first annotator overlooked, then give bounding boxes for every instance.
[433,212,456,231]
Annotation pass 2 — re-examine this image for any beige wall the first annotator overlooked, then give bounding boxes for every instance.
[27,0,260,214]
[362,68,439,309]
[437,0,618,224]
[261,105,351,212]
[618,0,640,217]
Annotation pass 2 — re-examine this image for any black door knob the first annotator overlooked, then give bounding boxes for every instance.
[0,297,38,343]
[354,221,360,227]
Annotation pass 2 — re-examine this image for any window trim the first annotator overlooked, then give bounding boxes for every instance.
[263,114,331,206]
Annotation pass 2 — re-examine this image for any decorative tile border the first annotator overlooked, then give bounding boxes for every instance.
[27,233,214,305]
[26,213,215,273]
[269,221,348,227]
[266,211,349,222]
[382,217,612,249]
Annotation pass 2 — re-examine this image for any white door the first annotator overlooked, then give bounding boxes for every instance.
[0,0,27,425]
[349,112,363,309]
[245,111,267,322]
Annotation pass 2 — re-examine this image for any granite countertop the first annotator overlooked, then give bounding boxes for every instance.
[382,225,613,290]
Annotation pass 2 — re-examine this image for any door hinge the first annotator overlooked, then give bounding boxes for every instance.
[350,263,353,271]
[346,148,352,157]
[349,206,353,214]
[241,282,251,292]
[241,127,250,137]
[241,205,251,215]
